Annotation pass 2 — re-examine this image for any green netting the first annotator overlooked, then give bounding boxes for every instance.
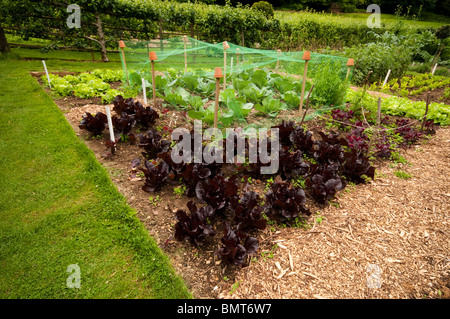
[118,36,354,124]
[120,36,350,78]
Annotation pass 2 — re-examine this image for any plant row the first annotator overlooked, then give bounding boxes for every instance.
[347,88,450,125]
[368,73,450,98]
[41,69,134,103]
[77,94,433,266]
[128,61,348,127]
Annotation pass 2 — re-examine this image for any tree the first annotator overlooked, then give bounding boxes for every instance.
[0,0,139,62]
[0,24,10,54]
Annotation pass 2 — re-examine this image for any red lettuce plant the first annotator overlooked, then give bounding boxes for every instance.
[306,163,345,204]
[181,163,212,197]
[289,126,314,155]
[138,129,171,159]
[264,181,311,222]
[139,160,170,192]
[229,191,267,231]
[79,112,107,136]
[174,201,216,247]
[195,175,239,212]
[342,149,375,184]
[279,146,310,179]
[215,222,259,266]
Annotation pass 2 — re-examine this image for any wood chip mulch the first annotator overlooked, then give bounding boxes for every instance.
[219,127,450,299]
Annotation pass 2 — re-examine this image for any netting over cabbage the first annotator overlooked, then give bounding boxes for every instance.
[118,36,354,124]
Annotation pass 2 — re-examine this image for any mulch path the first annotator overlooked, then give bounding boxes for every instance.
[223,127,450,299]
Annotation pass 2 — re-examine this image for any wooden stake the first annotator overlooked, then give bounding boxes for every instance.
[346,58,354,80]
[142,78,147,106]
[299,84,315,127]
[299,51,310,112]
[431,63,438,75]
[214,67,223,128]
[149,51,158,107]
[223,41,230,91]
[105,106,116,154]
[382,69,391,88]
[421,92,431,131]
[183,35,188,73]
[276,49,281,72]
[42,60,51,89]
[118,41,129,86]
[430,42,444,72]
[377,97,382,125]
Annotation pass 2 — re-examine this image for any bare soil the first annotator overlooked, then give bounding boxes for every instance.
[36,73,449,299]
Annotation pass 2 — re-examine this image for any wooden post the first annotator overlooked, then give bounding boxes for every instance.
[432,63,438,75]
[183,35,188,73]
[377,97,382,126]
[142,78,147,106]
[105,106,115,144]
[299,51,310,112]
[276,49,281,72]
[421,92,431,131]
[223,41,230,91]
[382,69,391,88]
[149,51,158,107]
[299,84,315,127]
[346,58,354,80]
[119,41,129,86]
[214,67,223,128]
[105,106,116,154]
[430,42,444,72]
[42,60,51,89]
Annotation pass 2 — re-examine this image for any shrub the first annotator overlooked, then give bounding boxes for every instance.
[408,62,431,74]
[434,68,450,77]
[341,3,356,13]
[345,42,411,85]
[435,24,450,40]
[251,1,274,19]
[310,59,348,106]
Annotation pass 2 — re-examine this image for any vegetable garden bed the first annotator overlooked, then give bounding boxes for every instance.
[367,73,450,106]
[33,67,449,298]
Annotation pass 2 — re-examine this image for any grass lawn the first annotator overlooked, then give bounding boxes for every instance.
[336,12,449,28]
[0,50,191,298]
[275,10,449,28]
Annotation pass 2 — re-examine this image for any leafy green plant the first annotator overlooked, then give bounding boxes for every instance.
[188,103,234,127]
[162,87,190,109]
[240,84,272,104]
[173,185,187,197]
[220,88,254,122]
[197,78,216,98]
[310,59,347,107]
[101,89,122,104]
[180,72,199,92]
[251,69,269,89]
[440,87,450,100]
[74,83,96,99]
[394,170,412,180]
[255,97,287,117]
[149,195,162,206]
[282,91,300,109]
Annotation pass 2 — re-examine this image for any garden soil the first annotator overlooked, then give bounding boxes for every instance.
[43,77,449,299]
